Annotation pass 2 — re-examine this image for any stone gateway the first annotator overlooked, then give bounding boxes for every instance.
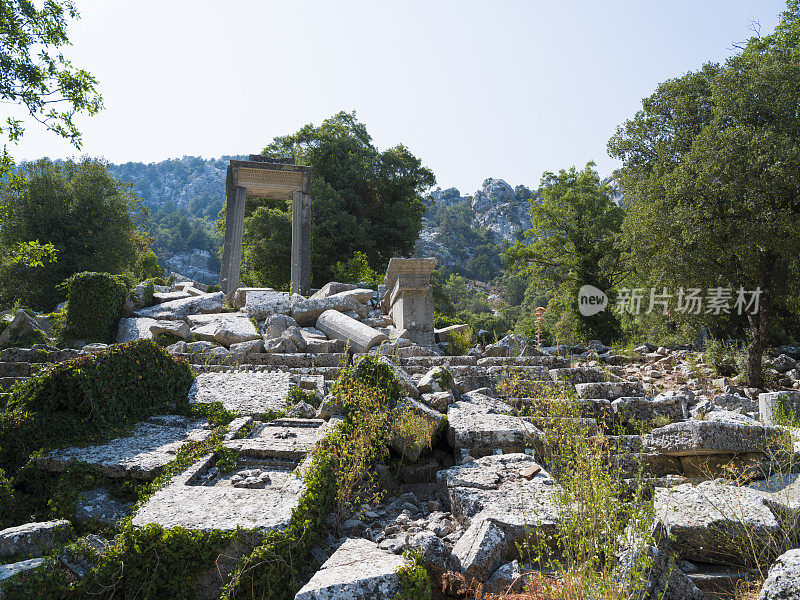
[219,156,312,296]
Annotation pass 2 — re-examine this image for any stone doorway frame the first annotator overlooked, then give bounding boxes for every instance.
[219,156,312,296]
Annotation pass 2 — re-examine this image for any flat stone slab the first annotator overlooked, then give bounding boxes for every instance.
[38,418,210,480]
[226,418,333,459]
[646,420,785,456]
[244,291,291,320]
[190,371,292,415]
[0,557,46,585]
[655,481,781,565]
[294,538,405,600]
[132,452,305,531]
[0,520,70,558]
[133,292,224,319]
[438,453,560,551]
[447,394,544,458]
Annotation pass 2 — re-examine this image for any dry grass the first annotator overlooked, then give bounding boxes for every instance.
[441,570,628,600]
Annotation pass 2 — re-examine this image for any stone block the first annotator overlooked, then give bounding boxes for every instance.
[295,538,405,600]
[133,292,224,319]
[291,295,369,327]
[759,549,800,600]
[149,319,191,339]
[390,397,446,461]
[575,381,645,400]
[759,391,800,426]
[309,282,358,300]
[244,291,291,320]
[116,317,158,343]
[214,317,260,347]
[0,520,71,558]
[646,420,785,456]
[190,371,292,415]
[316,310,388,353]
[438,453,560,552]
[453,518,507,583]
[262,314,298,340]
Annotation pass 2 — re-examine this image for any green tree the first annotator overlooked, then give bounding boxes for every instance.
[0,0,103,171]
[240,206,292,290]
[0,158,148,309]
[608,1,800,386]
[251,111,435,286]
[507,163,625,342]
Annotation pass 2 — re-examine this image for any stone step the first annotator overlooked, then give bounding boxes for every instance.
[189,364,344,380]
[0,347,82,363]
[477,355,570,369]
[574,381,645,400]
[686,565,759,597]
[180,352,349,368]
[399,355,477,368]
[548,366,609,384]
[0,361,33,377]
[0,377,28,392]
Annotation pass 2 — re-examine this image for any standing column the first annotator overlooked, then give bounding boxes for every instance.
[291,191,312,295]
[219,185,247,295]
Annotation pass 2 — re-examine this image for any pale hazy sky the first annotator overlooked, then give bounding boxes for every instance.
[8,0,786,194]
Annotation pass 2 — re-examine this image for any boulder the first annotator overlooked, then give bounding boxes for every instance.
[483,560,524,595]
[0,311,42,348]
[263,338,298,354]
[452,518,506,583]
[294,538,405,600]
[281,326,308,352]
[133,292,224,319]
[772,354,797,374]
[262,314,298,340]
[407,531,455,581]
[422,390,454,413]
[243,290,291,320]
[447,393,545,458]
[759,548,800,600]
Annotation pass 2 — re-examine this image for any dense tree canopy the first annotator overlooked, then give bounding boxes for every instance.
[0,0,102,169]
[243,111,435,287]
[0,159,152,309]
[508,163,625,342]
[608,0,800,385]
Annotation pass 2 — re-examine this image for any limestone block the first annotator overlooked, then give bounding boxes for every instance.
[646,420,785,456]
[377,356,419,399]
[149,319,191,340]
[295,538,405,600]
[616,544,705,600]
[327,288,374,304]
[655,481,782,565]
[244,290,291,320]
[759,549,800,600]
[116,318,158,343]
[0,520,71,558]
[262,314,298,340]
[214,317,260,347]
[281,326,308,351]
[407,531,456,580]
[0,558,47,586]
[229,339,263,355]
[316,310,388,353]
[575,381,645,400]
[447,393,545,458]
[453,518,507,583]
[760,391,800,426]
[264,337,298,354]
[133,292,224,319]
[152,291,190,303]
[190,371,292,415]
[291,295,369,327]
[484,560,524,595]
[612,396,687,423]
[483,334,541,358]
[438,453,560,551]
[309,282,358,300]
[548,367,608,384]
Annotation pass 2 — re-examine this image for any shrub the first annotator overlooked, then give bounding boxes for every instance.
[61,272,128,343]
[0,340,194,475]
[704,337,742,378]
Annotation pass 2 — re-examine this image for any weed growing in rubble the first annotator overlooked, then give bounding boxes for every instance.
[394,550,432,600]
[390,398,441,463]
[495,369,659,599]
